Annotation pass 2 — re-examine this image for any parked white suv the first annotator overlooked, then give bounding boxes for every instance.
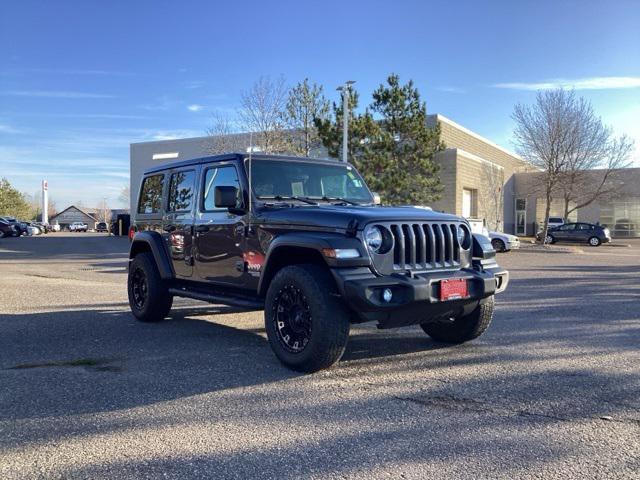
[69,222,88,232]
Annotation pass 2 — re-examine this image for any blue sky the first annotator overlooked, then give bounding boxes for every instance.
[1,0,639,208]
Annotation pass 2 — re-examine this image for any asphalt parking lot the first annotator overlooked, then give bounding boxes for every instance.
[1,233,638,479]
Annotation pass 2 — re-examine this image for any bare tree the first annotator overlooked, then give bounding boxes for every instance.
[513,89,606,243]
[119,185,130,206]
[284,78,330,156]
[558,133,633,218]
[478,162,505,231]
[204,112,248,154]
[238,76,290,153]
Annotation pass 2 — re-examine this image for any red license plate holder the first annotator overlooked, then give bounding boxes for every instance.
[439,278,469,301]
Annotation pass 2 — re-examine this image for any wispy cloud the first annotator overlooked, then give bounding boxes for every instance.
[436,86,466,94]
[0,123,24,134]
[1,90,116,99]
[187,104,204,112]
[151,129,203,141]
[493,76,640,91]
[184,80,205,89]
[0,68,134,76]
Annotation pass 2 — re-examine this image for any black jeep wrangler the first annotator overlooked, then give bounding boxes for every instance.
[128,154,508,372]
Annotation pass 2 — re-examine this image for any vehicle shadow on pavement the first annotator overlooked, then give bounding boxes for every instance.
[0,307,296,425]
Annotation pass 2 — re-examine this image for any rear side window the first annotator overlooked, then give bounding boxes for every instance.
[167,170,196,212]
[138,174,164,214]
[202,165,241,211]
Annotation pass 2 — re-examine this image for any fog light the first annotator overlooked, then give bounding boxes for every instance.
[382,288,393,303]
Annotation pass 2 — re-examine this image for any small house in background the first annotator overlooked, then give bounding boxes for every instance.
[49,206,98,230]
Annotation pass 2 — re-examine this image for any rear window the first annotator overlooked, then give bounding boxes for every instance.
[167,170,196,212]
[549,217,564,223]
[138,174,165,214]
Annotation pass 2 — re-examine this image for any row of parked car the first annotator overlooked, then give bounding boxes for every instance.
[0,216,59,237]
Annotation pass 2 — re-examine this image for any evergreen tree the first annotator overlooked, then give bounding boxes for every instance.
[0,178,33,219]
[316,74,444,205]
[284,79,330,156]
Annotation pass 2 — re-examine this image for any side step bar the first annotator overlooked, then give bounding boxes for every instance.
[168,288,264,310]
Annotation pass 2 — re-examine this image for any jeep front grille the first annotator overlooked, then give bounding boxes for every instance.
[388,223,461,271]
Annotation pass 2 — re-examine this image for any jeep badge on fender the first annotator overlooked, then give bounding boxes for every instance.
[127,153,509,373]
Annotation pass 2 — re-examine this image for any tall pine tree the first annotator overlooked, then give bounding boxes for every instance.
[316,74,444,205]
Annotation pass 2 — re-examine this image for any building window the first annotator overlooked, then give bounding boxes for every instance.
[515,198,526,235]
[462,188,478,218]
[600,197,640,238]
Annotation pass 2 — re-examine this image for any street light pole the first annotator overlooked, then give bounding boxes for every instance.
[337,80,355,163]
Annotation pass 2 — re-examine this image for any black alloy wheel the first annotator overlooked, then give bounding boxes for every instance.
[272,284,313,353]
[131,267,148,310]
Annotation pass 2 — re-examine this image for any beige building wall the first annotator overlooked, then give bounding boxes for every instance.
[427,114,530,232]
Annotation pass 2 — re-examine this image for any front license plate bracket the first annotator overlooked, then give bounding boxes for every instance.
[440,278,469,301]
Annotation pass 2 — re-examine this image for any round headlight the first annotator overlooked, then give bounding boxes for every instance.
[365,226,384,253]
[457,224,470,249]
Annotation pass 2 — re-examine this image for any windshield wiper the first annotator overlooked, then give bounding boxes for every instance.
[258,195,318,205]
[320,196,360,206]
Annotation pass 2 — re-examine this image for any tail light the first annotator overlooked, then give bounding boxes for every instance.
[128,225,136,241]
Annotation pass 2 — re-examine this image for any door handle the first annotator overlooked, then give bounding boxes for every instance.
[164,225,176,233]
[195,225,210,233]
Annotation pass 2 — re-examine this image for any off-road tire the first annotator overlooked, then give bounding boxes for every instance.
[265,264,350,373]
[421,296,495,344]
[128,252,173,322]
[588,236,601,247]
[491,239,506,252]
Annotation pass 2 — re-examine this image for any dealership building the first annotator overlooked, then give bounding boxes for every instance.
[130,114,640,238]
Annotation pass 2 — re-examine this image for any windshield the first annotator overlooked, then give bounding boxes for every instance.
[248,159,373,204]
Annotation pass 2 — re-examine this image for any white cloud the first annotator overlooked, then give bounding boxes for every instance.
[187,104,204,112]
[493,76,640,91]
[1,90,115,99]
[436,86,466,94]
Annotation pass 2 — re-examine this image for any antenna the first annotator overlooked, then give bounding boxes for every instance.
[248,131,253,216]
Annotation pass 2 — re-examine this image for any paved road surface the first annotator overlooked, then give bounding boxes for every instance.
[1,233,638,479]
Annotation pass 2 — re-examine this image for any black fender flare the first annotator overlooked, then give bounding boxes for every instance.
[129,231,174,280]
[257,232,368,296]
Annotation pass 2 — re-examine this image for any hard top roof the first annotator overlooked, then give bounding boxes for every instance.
[142,153,351,175]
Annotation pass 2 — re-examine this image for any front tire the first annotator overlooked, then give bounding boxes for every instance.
[545,234,555,244]
[421,296,495,344]
[265,264,350,373]
[127,252,173,322]
[491,239,506,252]
[588,236,601,247]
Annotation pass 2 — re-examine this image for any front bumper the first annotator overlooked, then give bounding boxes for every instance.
[331,265,509,328]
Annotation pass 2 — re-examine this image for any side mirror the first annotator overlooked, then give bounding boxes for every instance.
[372,192,381,205]
[214,186,239,209]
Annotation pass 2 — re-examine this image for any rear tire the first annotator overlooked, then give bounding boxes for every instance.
[265,264,350,373]
[588,236,601,247]
[421,296,495,344]
[128,252,173,322]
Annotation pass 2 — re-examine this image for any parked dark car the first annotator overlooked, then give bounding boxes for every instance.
[96,222,109,233]
[537,222,611,246]
[0,219,17,238]
[128,153,509,373]
[0,216,27,236]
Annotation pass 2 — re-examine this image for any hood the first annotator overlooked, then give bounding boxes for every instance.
[256,204,462,231]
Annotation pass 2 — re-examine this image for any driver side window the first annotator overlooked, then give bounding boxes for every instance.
[202,165,241,211]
